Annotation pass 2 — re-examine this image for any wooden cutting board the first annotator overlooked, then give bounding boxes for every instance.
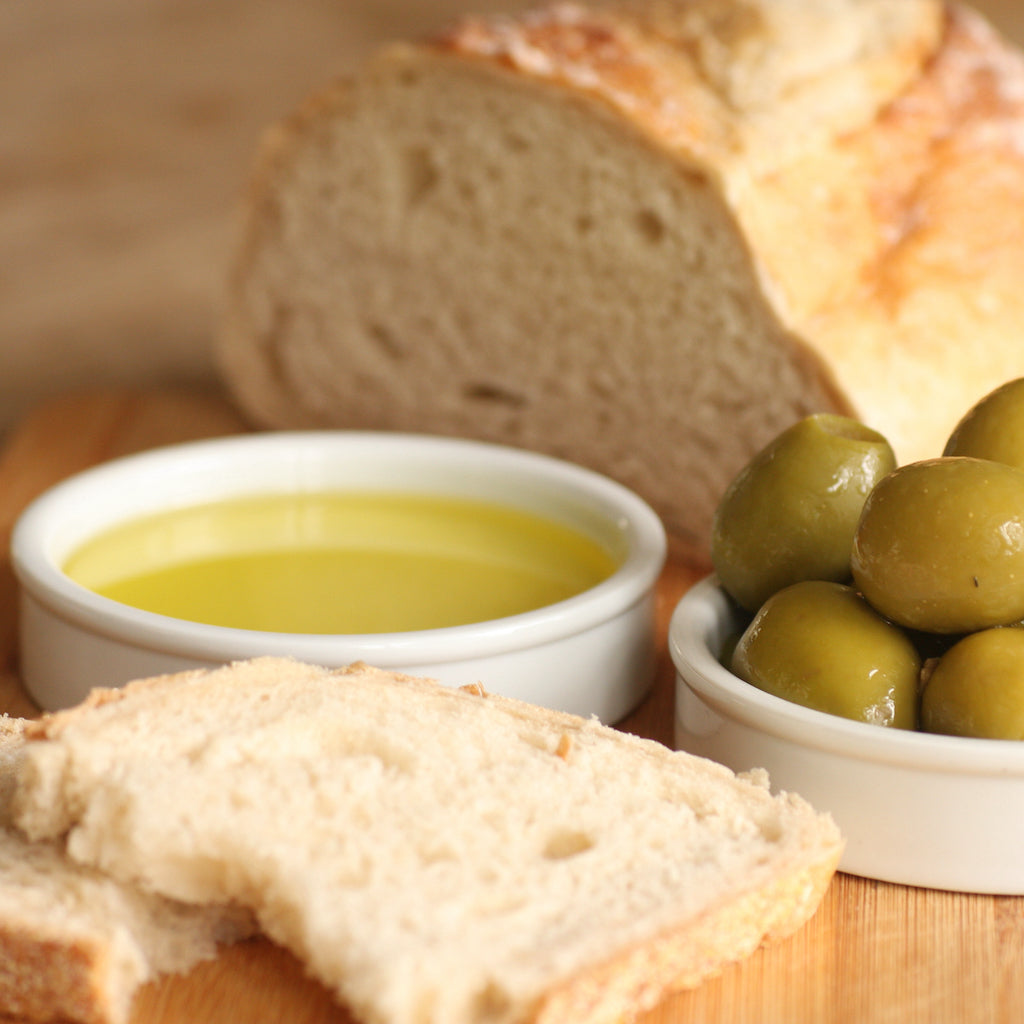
[0,389,1021,1024]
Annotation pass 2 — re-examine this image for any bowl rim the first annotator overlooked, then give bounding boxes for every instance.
[12,431,667,665]
[669,575,1024,774]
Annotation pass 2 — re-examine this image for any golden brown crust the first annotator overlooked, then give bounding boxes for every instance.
[532,846,842,1024]
[430,0,1024,465]
[794,5,1024,462]
[434,0,943,175]
[0,925,114,1024]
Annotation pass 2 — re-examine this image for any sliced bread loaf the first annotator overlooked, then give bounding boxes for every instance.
[13,658,842,1024]
[218,0,1024,558]
[0,717,251,1024]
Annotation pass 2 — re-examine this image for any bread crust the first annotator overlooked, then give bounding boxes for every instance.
[0,928,115,1024]
[532,849,840,1023]
[435,0,943,173]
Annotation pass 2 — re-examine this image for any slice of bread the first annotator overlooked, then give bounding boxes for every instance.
[217,0,1024,559]
[13,658,842,1024]
[0,717,251,1024]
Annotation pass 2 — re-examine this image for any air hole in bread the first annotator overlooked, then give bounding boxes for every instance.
[462,382,527,407]
[503,132,530,153]
[400,145,440,208]
[366,321,406,359]
[634,208,666,244]
[542,829,595,860]
[575,213,595,236]
[471,980,513,1021]
[457,179,479,205]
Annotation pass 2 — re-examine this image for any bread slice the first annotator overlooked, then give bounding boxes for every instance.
[0,717,251,1024]
[217,0,1024,559]
[13,658,842,1024]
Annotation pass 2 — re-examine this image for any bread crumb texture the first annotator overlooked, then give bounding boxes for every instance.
[14,658,842,1024]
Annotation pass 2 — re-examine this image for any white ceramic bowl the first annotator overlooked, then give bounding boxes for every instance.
[12,431,666,718]
[670,576,1024,894]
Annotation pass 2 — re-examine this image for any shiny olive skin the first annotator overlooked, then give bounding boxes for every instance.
[921,627,1024,739]
[730,580,920,729]
[944,377,1024,468]
[711,414,896,612]
[851,457,1024,634]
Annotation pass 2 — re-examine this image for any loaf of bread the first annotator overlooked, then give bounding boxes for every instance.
[13,658,843,1024]
[217,0,1024,559]
[0,717,251,1024]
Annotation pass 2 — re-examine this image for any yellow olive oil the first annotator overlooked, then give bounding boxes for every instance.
[63,492,619,633]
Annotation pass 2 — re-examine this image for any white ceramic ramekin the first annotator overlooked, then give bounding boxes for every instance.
[12,432,666,718]
[670,576,1024,894]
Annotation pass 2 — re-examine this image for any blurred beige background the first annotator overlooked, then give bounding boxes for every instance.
[2,0,1023,436]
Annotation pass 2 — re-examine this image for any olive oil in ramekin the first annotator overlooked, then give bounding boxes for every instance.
[63,492,619,634]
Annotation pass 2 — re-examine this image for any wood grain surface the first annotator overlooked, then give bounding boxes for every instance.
[1,389,1023,1024]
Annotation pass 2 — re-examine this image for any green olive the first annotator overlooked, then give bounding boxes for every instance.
[921,627,1024,739]
[711,414,896,612]
[851,457,1024,634]
[730,580,920,728]
[944,377,1024,468]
